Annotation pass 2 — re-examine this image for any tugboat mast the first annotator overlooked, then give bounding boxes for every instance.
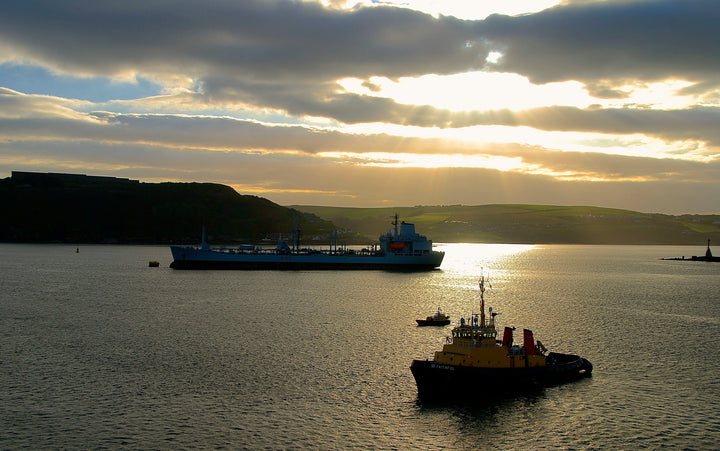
[478,274,490,327]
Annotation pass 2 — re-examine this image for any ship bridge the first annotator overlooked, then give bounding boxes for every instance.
[379,216,435,255]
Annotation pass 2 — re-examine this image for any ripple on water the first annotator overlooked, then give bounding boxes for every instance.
[1,244,719,448]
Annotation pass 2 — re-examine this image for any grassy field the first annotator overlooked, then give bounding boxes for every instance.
[292,204,720,245]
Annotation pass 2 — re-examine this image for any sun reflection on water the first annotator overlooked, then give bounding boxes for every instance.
[435,243,537,277]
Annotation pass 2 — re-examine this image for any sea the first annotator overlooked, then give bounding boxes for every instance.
[1,243,719,450]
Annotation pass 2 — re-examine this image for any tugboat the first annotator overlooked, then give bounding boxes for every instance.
[410,275,592,400]
[416,308,451,327]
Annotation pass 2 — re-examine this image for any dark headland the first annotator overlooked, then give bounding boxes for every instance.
[1,171,334,244]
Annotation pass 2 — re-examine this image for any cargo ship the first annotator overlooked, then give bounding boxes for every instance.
[169,215,444,270]
[411,275,592,400]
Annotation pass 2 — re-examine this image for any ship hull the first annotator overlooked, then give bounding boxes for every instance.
[410,353,592,400]
[416,319,451,326]
[169,246,444,270]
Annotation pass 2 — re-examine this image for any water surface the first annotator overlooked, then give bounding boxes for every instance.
[1,243,719,449]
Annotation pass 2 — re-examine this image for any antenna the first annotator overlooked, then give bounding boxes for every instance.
[478,271,492,327]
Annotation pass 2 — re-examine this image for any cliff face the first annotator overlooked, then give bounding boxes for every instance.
[1,172,333,244]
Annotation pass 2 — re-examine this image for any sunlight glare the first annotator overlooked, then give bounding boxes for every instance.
[339,121,714,164]
[486,51,503,64]
[317,151,524,170]
[435,243,537,278]
[338,75,703,114]
[599,79,700,110]
[338,73,594,111]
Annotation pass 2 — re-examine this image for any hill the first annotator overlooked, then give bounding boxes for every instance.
[3,171,718,245]
[1,171,334,244]
[291,205,720,245]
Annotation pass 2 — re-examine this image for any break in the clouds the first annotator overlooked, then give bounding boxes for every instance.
[0,0,718,213]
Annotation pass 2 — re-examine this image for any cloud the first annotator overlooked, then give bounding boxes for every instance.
[0,1,483,79]
[479,0,720,85]
[507,106,720,150]
[1,88,716,183]
[3,0,719,133]
[1,0,719,213]
[0,87,94,120]
[0,0,493,124]
[4,134,718,212]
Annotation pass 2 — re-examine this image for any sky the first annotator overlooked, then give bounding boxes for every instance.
[0,0,718,214]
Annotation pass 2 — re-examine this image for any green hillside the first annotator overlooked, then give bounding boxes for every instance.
[292,205,720,245]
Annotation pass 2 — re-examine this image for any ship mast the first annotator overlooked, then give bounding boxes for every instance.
[201,225,209,251]
[478,274,490,327]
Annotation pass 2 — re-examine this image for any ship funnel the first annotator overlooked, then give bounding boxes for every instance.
[502,327,514,347]
[523,329,536,356]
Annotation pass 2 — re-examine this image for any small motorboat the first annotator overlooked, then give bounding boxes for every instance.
[148,261,160,267]
[416,308,451,326]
